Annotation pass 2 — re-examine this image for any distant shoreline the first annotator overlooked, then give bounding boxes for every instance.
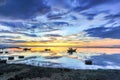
[1,46,120,49]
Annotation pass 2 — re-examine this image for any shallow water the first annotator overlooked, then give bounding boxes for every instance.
[7,47,120,55]
[0,47,120,69]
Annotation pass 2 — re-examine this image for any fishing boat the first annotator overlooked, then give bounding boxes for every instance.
[67,48,77,55]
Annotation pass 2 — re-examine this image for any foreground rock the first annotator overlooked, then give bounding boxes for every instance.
[0,63,120,80]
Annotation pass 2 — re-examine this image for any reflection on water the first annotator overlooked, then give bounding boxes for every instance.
[0,47,120,69]
[0,47,120,61]
[0,47,120,57]
[9,47,120,53]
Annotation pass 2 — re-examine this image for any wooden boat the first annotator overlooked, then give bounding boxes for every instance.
[67,48,77,55]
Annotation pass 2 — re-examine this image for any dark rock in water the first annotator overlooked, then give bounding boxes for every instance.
[0,51,3,54]
[5,51,9,54]
[18,56,24,59]
[85,60,92,65]
[0,60,7,63]
[8,57,14,60]
[0,51,9,54]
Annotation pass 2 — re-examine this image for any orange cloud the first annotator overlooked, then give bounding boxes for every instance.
[14,38,120,47]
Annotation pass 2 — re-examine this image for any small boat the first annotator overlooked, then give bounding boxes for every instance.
[45,49,51,51]
[8,56,14,60]
[23,48,31,51]
[67,48,77,55]
[18,56,24,59]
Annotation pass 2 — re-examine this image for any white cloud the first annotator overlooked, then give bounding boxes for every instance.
[0,24,11,31]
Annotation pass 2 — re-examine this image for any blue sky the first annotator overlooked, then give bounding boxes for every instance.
[0,0,120,47]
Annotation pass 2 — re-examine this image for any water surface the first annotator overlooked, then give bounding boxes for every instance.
[0,47,120,69]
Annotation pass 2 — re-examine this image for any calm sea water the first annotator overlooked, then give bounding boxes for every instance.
[1,47,120,69]
[0,47,120,60]
[3,47,120,57]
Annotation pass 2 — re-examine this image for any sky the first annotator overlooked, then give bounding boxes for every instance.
[0,0,120,47]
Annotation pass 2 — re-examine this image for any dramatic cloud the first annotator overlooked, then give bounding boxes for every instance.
[85,26,120,39]
[0,0,50,19]
[0,0,120,46]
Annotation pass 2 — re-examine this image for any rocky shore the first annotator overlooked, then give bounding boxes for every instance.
[0,63,120,80]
